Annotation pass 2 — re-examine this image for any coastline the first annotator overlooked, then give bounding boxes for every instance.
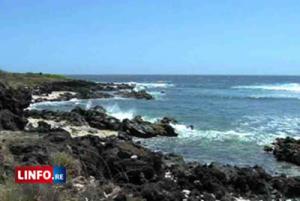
[1,72,300,200]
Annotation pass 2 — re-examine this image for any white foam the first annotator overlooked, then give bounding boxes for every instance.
[233,83,300,93]
[116,81,174,92]
[29,99,300,146]
[248,94,300,100]
[172,120,300,146]
[99,103,300,146]
[234,197,250,201]
[85,99,93,110]
[174,124,254,142]
[130,82,173,89]
[32,91,77,102]
[148,91,166,99]
[105,104,136,120]
[27,101,64,110]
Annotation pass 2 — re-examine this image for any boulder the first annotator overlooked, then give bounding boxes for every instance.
[122,116,178,138]
[271,137,300,166]
[117,90,154,100]
[159,117,178,124]
[72,106,121,130]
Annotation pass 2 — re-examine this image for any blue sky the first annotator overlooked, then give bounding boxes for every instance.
[1,0,300,75]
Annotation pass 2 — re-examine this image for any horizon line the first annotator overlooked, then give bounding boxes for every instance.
[66,73,300,77]
[5,70,300,76]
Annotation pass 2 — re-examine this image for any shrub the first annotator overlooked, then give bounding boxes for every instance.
[51,152,81,179]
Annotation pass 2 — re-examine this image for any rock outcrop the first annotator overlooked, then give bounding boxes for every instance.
[25,106,178,138]
[1,131,300,201]
[116,90,154,100]
[31,80,153,102]
[0,82,31,130]
[122,116,177,138]
[266,137,300,166]
[0,82,31,115]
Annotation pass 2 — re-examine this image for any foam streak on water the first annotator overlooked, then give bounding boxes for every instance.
[233,83,300,92]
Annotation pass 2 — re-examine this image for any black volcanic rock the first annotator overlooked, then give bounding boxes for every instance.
[0,82,31,115]
[117,90,154,100]
[26,107,178,138]
[0,109,28,130]
[25,109,88,126]
[122,116,178,138]
[35,80,96,94]
[26,120,52,133]
[71,106,122,130]
[159,117,178,124]
[0,82,31,130]
[32,80,135,102]
[269,137,300,166]
[2,131,300,200]
[6,74,300,200]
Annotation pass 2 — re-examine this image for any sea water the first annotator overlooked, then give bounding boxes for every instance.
[31,75,300,176]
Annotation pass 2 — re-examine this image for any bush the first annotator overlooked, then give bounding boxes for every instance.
[51,152,81,179]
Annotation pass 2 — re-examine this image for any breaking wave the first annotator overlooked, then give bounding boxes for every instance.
[174,126,289,146]
[103,104,300,146]
[173,115,300,145]
[28,100,300,146]
[127,82,174,89]
[233,83,300,93]
[246,94,300,100]
[104,104,136,120]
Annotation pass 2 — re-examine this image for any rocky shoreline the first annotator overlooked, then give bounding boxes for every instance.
[31,79,154,103]
[1,74,300,201]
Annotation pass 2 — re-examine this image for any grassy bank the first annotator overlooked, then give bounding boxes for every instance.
[0,71,69,89]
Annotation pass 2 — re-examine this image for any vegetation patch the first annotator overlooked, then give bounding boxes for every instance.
[0,71,69,89]
[51,152,81,179]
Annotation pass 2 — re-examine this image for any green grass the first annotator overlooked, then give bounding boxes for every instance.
[0,71,69,89]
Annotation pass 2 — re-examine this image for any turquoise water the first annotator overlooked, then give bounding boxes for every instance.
[31,75,300,176]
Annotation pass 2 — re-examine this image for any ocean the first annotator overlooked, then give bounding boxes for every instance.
[31,75,300,176]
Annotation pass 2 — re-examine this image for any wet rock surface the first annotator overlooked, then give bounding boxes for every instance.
[267,137,300,166]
